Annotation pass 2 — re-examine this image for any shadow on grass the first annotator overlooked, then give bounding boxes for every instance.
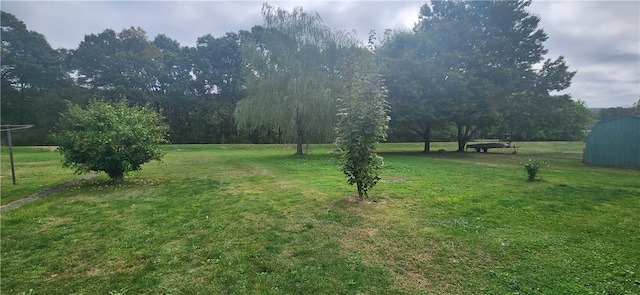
[379,150,517,158]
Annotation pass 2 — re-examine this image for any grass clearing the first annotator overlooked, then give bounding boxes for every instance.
[1,146,79,206]
[2,142,639,294]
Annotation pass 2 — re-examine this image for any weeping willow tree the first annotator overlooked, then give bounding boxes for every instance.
[235,3,359,155]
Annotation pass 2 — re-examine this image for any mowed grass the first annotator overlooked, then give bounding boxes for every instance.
[1,146,79,206]
[1,142,639,294]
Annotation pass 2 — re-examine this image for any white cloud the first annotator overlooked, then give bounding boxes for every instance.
[529,0,639,107]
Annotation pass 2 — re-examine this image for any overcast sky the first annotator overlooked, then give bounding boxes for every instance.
[2,1,639,108]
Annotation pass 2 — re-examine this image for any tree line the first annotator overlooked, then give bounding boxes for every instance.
[597,102,640,121]
[2,1,592,149]
[46,5,390,198]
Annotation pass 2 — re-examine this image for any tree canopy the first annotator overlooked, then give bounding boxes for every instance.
[234,4,360,155]
[378,30,448,152]
[598,99,640,121]
[70,27,164,93]
[1,11,70,144]
[380,0,583,151]
[2,4,591,147]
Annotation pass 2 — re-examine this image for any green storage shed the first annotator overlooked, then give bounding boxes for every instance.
[583,115,640,169]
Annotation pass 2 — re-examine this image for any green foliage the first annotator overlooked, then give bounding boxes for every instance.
[1,11,70,145]
[378,30,448,152]
[49,99,169,182]
[191,33,245,139]
[522,158,548,181]
[498,93,590,141]
[334,61,390,199]
[599,105,639,120]
[384,0,578,150]
[70,27,164,93]
[2,6,589,147]
[69,28,248,145]
[235,4,360,155]
[0,11,67,91]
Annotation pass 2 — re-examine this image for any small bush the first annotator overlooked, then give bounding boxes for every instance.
[522,159,548,181]
[50,99,169,183]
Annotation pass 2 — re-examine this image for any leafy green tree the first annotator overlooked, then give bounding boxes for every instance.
[334,55,390,200]
[413,0,567,151]
[73,26,163,90]
[153,34,195,98]
[151,34,196,143]
[69,27,164,104]
[153,31,250,144]
[599,106,637,120]
[379,30,449,153]
[234,4,358,155]
[1,11,70,144]
[189,32,246,143]
[50,99,169,183]
[546,95,590,140]
[498,92,589,140]
[495,54,582,140]
[69,27,249,144]
[1,11,67,92]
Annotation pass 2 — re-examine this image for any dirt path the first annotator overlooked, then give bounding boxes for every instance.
[0,173,97,213]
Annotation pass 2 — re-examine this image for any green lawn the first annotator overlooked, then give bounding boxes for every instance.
[1,146,79,206]
[1,142,639,294]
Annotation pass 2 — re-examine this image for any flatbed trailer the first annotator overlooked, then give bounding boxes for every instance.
[466,142,517,153]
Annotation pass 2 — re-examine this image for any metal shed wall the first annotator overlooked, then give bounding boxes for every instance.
[584,115,640,169]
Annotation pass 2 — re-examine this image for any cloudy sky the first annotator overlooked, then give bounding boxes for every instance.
[2,0,639,108]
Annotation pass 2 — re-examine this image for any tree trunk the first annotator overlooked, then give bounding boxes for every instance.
[422,124,431,153]
[296,136,304,155]
[295,111,304,156]
[109,172,124,183]
[456,123,478,152]
[456,123,466,152]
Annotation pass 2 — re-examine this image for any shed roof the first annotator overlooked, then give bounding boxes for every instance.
[584,115,640,143]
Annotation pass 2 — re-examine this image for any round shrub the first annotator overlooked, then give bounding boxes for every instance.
[50,99,169,182]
